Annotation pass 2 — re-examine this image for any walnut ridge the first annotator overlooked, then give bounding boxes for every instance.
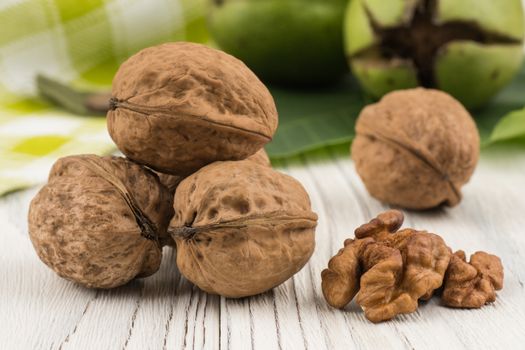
[28,155,173,288]
[321,210,503,323]
[352,88,480,210]
[108,42,278,175]
[169,159,317,298]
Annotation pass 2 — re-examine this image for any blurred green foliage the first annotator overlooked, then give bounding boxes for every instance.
[267,65,525,160]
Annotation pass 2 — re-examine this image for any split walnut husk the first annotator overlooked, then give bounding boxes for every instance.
[28,155,173,288]
[107,42,278,176]
[344,0,524,108]
[169,159,317,298]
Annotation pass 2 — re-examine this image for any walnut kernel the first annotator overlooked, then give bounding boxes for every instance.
[322,210,452,322]
[442,250,504,308]
[322,210,504,322]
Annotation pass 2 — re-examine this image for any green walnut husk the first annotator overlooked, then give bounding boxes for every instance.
[208,0,349,86]
[344,0,525,109]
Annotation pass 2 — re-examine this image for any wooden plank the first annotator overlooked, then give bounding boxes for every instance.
[290,154,414,350]
[333,151,525,349]
[2,152,525,349]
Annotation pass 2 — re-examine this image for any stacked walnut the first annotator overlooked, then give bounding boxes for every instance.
[27,41,504,322]
[322,210,504,323]
[28,42,318,297]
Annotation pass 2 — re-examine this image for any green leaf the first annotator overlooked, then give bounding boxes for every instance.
[475,65,525,143]
[268,64,525,160]
[266,76,367,159]
[35,62,525,161]
[36,75,110,116]
[489,107,525,144]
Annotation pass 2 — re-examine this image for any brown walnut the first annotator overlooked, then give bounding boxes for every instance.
[247,148,271,167]
[156,172,183,194]
[152,170,180,249]
[155,149,270,195]
[108,42,278,175]
[442,250,504,308]
[169,159,317,298]
[28,155,173,288]
[352,88,479,210]
[322,210,451,323]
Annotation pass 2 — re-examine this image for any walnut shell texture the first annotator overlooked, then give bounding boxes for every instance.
[169,159,317,298]
[28,155,174,288]
[352,88,480,210]
[108,42,278,175]
[247,148,271,167]
[156,172,183,194]
[155,149,269,195]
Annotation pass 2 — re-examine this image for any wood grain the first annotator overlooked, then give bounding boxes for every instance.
[1,151,525,350]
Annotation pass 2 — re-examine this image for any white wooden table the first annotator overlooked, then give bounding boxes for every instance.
[1,149,525,350]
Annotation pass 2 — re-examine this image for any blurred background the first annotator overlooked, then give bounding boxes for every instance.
[0,0,525,196]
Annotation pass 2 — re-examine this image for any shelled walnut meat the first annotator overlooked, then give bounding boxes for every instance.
[322,210,504,323]
[352,88,479,210]
[322,210,451,322]
[108,42,278,176]
[28,155,174,288]
[169,159,318,298]
[442,250,503,308]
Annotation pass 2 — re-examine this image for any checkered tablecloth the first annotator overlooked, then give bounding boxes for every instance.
[0,0,207,196]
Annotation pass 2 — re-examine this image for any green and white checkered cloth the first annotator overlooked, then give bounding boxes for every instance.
[0,0,208,196]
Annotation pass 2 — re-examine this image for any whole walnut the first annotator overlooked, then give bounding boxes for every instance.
[108,42,278,175]
[169,159,317,298]
[352,88,479,210]
[28,155,174,288]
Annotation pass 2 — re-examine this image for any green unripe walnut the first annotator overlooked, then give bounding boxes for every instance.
[344,0,525,109]
[208,0,349,86]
